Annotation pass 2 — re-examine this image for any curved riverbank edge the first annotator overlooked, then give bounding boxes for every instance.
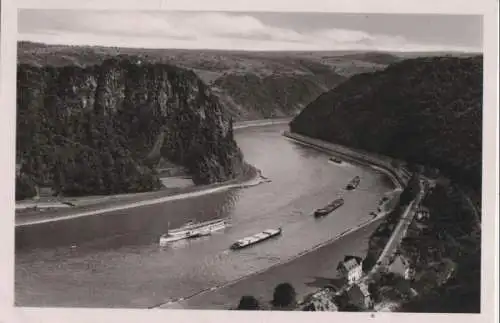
[283,131,409,189]
[15,165,270,228]
[233,118,293,130]
[154,131,409,309]
[15,119,289,226]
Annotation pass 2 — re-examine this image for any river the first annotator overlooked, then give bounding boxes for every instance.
[15,123,394,308]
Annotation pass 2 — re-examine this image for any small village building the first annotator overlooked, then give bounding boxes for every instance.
[346,282,373,309]
[415,206,430,221]
[388,255,414,280]
[337,255,363,284]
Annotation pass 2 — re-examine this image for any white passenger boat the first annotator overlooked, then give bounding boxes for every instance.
[230,228,282,250]
[159,219,227,246]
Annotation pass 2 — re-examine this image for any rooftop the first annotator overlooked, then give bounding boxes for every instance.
[337,257,362,272]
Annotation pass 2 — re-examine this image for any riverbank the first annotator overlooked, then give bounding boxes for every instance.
[16,164,269,227]
[154,131,408,310]
[158,218,385,310]
[233,118,293,130]
[16,121,399,308]
[15,120,288,225]
[283,131,409,189]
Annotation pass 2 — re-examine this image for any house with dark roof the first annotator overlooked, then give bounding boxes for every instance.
[388,254,414,280]
[337,255,363,284]
[346,282,373,309]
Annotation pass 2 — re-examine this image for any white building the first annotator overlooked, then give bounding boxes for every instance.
[337,256,363,284]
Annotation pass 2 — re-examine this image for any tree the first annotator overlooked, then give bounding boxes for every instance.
[236,295,260,310]
[271,283,296,308]
[15,174,37,201]
[368,282,381,303]
[362,252,377,273]
[399,173,420,205]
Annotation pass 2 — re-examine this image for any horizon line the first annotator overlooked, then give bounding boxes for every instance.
[18,40,483,55]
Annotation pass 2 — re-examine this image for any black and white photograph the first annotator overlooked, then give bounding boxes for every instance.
[6,1,497,320]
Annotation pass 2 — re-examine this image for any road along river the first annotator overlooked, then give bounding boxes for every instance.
[15,123,394,308]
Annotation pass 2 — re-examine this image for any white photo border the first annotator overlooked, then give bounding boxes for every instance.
[1,1,498,323]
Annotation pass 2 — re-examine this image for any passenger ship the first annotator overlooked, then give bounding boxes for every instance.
[159,218,227,246]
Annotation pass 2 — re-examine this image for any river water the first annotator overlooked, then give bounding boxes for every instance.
[15,124,393,308]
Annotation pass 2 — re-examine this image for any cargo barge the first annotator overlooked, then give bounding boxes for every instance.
[346,176,361,190]
[329,157,343,164]
[230,228,282,250]
[314,198,344,217]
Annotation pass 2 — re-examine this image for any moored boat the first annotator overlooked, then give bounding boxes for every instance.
[346,176,361,190]
[230,228,282,250]
[329,157,343,164]
[159,218,227,246]
[314,198,344,217]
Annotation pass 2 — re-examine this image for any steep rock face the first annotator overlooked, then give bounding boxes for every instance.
[211,69,346,119]
[16,57,245,197]
[290,56,483,189]
[18,42,402,121]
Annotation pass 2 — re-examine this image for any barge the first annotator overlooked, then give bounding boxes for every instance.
[329,157,343,164]
[230,228,282,250]
[346,176,361,190]
[159,218,227,246]
[314,198,344,217]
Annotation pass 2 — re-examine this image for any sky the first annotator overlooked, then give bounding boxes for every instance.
[17,10,483,52]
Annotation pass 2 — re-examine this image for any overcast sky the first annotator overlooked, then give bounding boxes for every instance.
[18,10,483,52]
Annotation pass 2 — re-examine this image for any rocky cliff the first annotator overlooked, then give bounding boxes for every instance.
[19,42,402,121]
[290,55,483,190]
[16,56,246,198]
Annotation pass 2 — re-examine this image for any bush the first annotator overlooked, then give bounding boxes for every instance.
[236,295,260,310]
[399,174,420,205]
[15,175,37,201]
[271,283,297,308]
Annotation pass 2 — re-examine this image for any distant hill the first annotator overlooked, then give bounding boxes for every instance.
[291,55,483,190]
[18,41,404,120]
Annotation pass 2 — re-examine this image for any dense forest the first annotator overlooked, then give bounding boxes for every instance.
[290,55,483,312]
[402,183,480,313]
[16,57,246,199]
[290,55,483,191]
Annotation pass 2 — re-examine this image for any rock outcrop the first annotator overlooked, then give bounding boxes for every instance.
[16,56,246,198]
[18,42,402,121]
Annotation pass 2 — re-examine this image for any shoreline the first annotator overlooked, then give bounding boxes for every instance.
[15,119,288,225]
[156,132,409,309]
[16,166,269,227]
[282,131,408,189]
[233,118,293,130]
